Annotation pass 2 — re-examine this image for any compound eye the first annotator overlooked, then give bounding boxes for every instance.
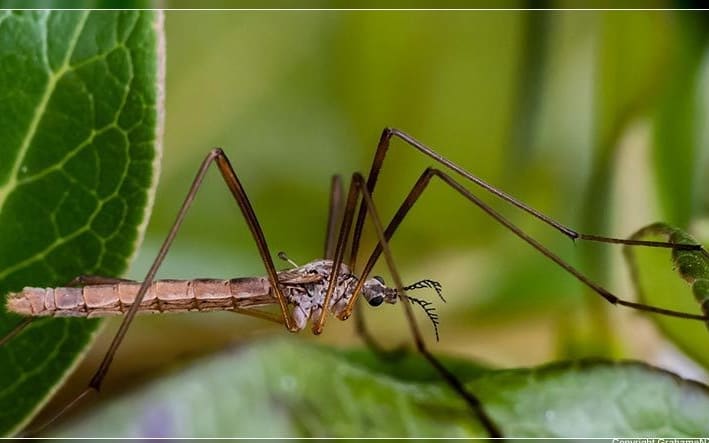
[368,295,384,306]
[373,275,385,285]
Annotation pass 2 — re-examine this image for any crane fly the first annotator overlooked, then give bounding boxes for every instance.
[6,260,444,336]
[2,128,708,438]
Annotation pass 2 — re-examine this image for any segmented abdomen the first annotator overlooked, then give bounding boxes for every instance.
[6,278,274,318]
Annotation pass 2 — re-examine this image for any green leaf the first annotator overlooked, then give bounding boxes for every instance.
[652,12,709,227]
[623,223,709,370]
[0,11,163,436]
[585,11,671,244]
[0,0,155,7]
[50,338,709,437]
[569,12,676,357]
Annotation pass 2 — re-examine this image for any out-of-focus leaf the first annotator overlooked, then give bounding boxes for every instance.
[505,7,550,171]
[0,11,163,435]
[587,11,671,237]
[568,12,676,356]
[652,12,709,227]
[623,223,709,370]
[51,338,709,438]
[0,0,155,7]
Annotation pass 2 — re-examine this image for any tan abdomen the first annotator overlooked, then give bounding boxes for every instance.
[6,278,274,318]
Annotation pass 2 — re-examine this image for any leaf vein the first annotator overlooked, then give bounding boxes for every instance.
[0,11,89,215]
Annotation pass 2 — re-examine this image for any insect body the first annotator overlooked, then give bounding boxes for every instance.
[6,259,439,333]
[274,260,398,330]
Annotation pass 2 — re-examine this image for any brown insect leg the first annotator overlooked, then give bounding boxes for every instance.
[345,167,708,323]
[349,129,391,271]
[348,127,702,271]
[229,307,284,325]
[312,172,362,334]
[324,175,344,260]
[212,151,295,331]
[352,298,387,355]
[0,317,33,347]
[33,148,296,434]
[321,174,386,351]
[67,275,137,286]
[350,172,502,438]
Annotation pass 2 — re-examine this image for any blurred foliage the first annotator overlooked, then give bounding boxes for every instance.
[0,0,687,9]
[128,10,708,362]
[51,339,709,438]
[2,8,709,436]
[0,0,154,7]
[624,223,709,371]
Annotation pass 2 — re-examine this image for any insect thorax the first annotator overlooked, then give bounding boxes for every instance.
[280,260,359,330]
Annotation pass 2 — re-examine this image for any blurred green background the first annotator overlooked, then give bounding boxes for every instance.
[52,10,709,413]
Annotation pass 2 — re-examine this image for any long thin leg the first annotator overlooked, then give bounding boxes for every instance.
[348,128,701,271]
[89,148,296,389]
[229,307,284,325]
[336,173,502,437]
[324,175,344,260]
[353,304,384,353]
[322,174,384,351]
[343,167,708,323]
[33,148,296,434]
[313,172,362,334]
[68,275,137,286]
[0,317,33,347]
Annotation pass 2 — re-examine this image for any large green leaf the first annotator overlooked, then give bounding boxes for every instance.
[51,338,709,437]
[623,223,709,370]
[0,11,163,435]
